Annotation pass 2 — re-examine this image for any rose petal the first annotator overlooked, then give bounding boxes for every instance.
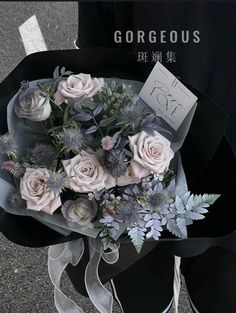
[41,196,62,215]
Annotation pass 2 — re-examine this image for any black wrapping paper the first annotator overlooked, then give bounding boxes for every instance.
[0,48,235,262]
[77,2,236,154]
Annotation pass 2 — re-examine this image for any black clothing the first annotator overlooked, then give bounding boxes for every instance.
[77,2,236,154]
[76,3,236,311]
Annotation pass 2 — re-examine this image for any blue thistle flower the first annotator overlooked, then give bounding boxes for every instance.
[105,149,128,177]
[46,171,67,194]
[145,180,175,213]
[117,199,142,226]
[30,144,57,169]
[0,133,17,157]
[58,127,84,153]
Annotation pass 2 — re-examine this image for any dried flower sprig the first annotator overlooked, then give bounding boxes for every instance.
[0,133,17,159]
[1,161,25,178]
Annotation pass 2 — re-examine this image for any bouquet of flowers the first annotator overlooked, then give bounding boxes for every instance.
[0,67,219,253]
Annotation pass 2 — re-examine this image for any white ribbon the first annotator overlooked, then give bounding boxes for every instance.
[173,152,187,313]
[48,238,120,313]
[173,256,181,313]
[48,238,182,313]
[85,238,119,313]
[110,279,125,313]
[101,242,120,265]
[48,239,85,313]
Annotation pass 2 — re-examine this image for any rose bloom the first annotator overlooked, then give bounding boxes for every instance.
[129,130,174,179]
[61,196,96,230]
[62,150,116,193]
[15,87,51,121]
[54,73,104,105]
[20,168,61,214]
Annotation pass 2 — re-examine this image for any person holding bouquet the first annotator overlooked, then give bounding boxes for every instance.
[76,2,236,313]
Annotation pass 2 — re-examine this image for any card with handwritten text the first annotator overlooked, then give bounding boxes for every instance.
[139,62,198,130]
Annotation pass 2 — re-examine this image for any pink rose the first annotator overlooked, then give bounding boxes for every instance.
[61,196,96,230]
[129,131,174,178]
[20,168,61,214]
[54,73,104,105]
[62,150,116,193]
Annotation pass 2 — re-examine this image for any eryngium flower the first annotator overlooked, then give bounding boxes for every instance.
[117,199,142,226]
[58,127,84,153]
[146,180,175,213]
[46,171,67,194]
[105,149,128,177]
[0,133,17,157]
[30,144,57,169]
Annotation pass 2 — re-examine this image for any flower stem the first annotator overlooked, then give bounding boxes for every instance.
[92,115,104,138]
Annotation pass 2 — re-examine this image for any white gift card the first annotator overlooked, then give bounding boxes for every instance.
[139,62,198,130]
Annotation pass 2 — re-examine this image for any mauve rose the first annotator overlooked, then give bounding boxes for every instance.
[61,197,96,230]
[62,150,116,193]
[20,168,61,214]
[15,87,51,121]
[129,131,174,178]
[54,73,104,105]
